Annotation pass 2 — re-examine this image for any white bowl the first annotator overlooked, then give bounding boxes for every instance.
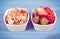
[3,8,29,32]
[31,8,57,31]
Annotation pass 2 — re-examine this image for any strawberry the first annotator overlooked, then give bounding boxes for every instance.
[33,16,39,24]
[47,15,55,24]
[33,8,37,13]
[44,7,54,15]
[32,12,37,17]
[21,9,27,14]
[36,7,48,16]
[23,12,28,18]
[40,16,49,25]
[5,17,8,24]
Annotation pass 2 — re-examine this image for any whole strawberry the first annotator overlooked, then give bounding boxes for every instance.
[47,15,55,24]
[40,16,49,25]
[33,15,39,24]
[5,17,8,24]
[36,7,48,16]
[44,7,54,15]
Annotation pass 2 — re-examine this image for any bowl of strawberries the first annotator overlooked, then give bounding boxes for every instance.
[4,8,29,32]
[31,6,56,31]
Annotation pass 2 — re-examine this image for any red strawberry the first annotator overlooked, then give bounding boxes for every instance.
[32,12,37,17]
[23,12,28,18]
[44,7,54,15]
[32,13,35,17]
[40,16,49,25]
[5,17,8,24]
[36,7,48,16]
[47,15,55,24]
[21,9,27,13]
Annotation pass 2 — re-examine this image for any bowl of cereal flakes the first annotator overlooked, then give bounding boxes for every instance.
[4,8,29,32]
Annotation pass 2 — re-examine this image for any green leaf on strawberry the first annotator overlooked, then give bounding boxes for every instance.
[33,16,39,24]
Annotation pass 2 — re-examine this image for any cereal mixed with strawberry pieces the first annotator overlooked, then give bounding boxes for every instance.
[32,6,55,25]
[5,8,28,25]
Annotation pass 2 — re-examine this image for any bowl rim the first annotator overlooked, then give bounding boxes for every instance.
[31,7,57,26]
[3,8,29,26]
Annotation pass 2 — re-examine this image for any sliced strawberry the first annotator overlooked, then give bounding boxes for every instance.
[47,15,55,24]
[21,9,27,13]
[44,7,54,15]
[5,17,8,24]
[23,12,28,18]
[40,16,49,25]
[36,7,48,16]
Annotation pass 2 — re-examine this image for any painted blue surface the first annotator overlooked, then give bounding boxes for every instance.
[0,0,60,39]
